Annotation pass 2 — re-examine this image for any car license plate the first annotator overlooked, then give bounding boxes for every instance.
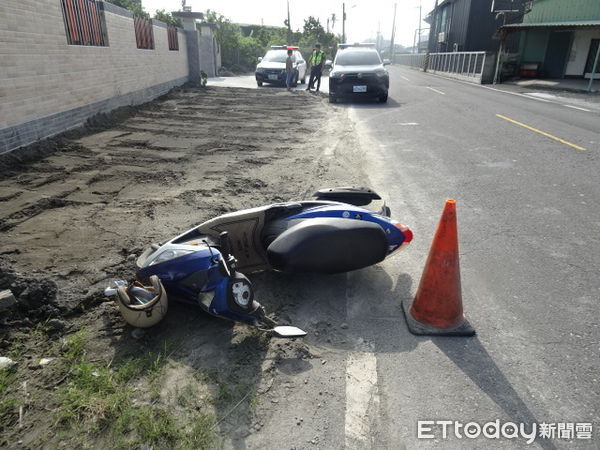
[268,74,279,80]
[353,85,367,93]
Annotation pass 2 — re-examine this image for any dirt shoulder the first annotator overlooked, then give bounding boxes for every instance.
[0,85,367,448]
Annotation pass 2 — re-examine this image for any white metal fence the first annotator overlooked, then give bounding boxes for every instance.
[395,51,489,84]
[395,53,427,70]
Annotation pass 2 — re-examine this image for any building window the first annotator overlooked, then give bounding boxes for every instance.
[60,0,107,46]
[134,16,154,49]
[167,26,179,51]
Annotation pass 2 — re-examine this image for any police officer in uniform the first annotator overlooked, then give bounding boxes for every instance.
[306,44,325,92]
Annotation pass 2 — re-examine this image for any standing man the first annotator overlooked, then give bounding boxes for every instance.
[285,48,294,91]
[306,44,325,92]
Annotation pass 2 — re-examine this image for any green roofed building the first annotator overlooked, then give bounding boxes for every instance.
[501,0,600,79]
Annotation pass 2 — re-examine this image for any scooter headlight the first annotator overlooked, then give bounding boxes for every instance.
[148,249,195,266]
[231,279,253,309]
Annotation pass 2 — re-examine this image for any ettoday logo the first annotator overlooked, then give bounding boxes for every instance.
[417,420,593,444]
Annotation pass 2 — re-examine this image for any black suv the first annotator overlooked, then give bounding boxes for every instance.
[328,44,390,103]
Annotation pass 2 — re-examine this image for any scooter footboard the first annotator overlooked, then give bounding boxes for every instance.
[197,206,270,272]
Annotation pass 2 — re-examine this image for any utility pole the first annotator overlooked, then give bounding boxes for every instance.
[389,3,397,62]
[493,14,507,84]
[417,0,422,52]
[342,3,346,43]
[433,0,439,52]
[327,17,330,33]
[286,0,292,45]
[412,29,418,54]
[588,42,600,92]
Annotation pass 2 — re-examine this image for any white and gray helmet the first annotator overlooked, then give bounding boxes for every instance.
[115,275,168,328]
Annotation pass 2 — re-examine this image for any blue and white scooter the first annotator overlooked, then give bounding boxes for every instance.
[109,187,413,337]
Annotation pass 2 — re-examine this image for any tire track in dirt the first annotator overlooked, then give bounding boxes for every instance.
[0,85,370,448]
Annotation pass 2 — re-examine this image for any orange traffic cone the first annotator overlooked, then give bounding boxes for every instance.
[402,199,475,336]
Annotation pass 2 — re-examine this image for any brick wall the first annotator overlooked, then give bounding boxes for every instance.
[0,0,189,154]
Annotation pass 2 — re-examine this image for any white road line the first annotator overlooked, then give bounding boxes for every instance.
[564,104,592,112]
[521,94,552,103]
[399,69,595,111]
[523,92,557,100]
[426,86,446,95]
[345,347,380,450]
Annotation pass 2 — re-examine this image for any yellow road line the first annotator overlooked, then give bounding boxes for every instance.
[426,86,445,95]
[495,114,587,151]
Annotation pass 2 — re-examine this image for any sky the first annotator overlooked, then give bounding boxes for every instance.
[142,0,437,47]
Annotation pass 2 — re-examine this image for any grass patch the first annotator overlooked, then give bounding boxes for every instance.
[0,367,18,431]
[61,327,88,364]
[53,330,218,449]
[113,406,217,449]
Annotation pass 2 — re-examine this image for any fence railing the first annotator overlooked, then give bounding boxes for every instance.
[60,0,107,46]
[395,51,489,83]
[395,53,427,70]
[167,26,179,51]
[134,16,154,49]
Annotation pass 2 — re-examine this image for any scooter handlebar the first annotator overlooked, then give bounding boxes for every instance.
[219,231,232,257]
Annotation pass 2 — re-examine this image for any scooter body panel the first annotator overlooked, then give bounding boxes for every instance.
[133,193,412,326]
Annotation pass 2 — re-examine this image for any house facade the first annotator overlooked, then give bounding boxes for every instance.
[502,0,600,79]
[426,0,528,53]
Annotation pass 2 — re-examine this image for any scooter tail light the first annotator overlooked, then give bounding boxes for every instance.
[394,223,413,244]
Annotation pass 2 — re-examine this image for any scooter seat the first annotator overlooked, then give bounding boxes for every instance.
[313,187,381,206]
[266,218,388,274]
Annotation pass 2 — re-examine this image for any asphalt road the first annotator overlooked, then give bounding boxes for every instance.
[210,69,599,448]
[334,66,600,449]
[210,73,331,93]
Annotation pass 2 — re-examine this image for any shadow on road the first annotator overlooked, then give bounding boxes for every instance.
[251,266,417,355]
[333,97,403,109]
[433,336,558,450]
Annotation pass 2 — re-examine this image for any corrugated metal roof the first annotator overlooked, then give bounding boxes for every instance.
[502,20,600,29]
[522,0,600,24]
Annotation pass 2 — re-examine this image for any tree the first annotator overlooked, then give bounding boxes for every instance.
[302,16,325,41]
[206,10,241,70]
[110,0,148,18]
[204,10,336,73]
[300,16,339,59]
[250,26,272,48]
[153,9,182,28]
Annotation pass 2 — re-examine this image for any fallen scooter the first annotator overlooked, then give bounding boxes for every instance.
[106,187,413,336]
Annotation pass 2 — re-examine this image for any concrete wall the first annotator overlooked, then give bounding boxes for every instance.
[198,35,217,77]
[0,0,189,154]
[566,28,600,77]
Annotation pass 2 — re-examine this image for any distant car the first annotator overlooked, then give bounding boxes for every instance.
[328,43,391,103]
[255,46,307,87]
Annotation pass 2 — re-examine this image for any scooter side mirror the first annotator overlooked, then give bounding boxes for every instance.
[272,326,307,338]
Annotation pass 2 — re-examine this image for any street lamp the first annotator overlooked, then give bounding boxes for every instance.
[413,27,430,53]
[412,1,423,53]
